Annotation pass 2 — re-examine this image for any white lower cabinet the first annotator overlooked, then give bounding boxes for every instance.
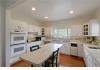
[78,44,84,57]
[86,53,94,67]
[60,42,84,57]
[60,43,70,55]
[85,53,99,67]
[83,46,100,67]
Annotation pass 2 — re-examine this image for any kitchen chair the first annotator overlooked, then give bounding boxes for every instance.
[44,48,59,67]
[30,45,40,52]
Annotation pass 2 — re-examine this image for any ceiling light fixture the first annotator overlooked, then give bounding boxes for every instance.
[44,16,48,19]
[32,7,36,11]
[69,10,74,14]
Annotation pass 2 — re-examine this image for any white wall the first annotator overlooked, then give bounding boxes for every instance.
[94,9,100,20]
[0,0,6,66]
[9,11,42,34]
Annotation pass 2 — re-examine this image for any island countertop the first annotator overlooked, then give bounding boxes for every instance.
[20,43,63,66]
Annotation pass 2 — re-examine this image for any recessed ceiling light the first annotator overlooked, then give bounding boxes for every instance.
[44,16,48,19]
[69,10,74,14]
[32,7,36,11]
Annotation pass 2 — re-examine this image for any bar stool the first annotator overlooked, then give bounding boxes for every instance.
[45,48,59,67]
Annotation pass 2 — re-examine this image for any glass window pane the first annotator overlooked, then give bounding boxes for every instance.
[68,28,71,36]
[53,28,71,38]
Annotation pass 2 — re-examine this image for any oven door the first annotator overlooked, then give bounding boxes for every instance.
[10,33,27,45]
[11,44,26,57]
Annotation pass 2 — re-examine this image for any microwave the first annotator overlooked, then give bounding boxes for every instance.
[10,32,27,45]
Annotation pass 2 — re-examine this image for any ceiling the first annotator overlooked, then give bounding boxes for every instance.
[11,0,100,22]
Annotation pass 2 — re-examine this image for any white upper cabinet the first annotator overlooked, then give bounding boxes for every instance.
[90,20,100,36]
[83,20,100,36]
[28,25,41,35]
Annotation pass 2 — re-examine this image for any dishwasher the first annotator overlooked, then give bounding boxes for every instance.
[70,43,78,56]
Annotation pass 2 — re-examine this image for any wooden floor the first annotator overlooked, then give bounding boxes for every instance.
[11,54,85,67]
[59,53,85,67]
[11,60,32,67]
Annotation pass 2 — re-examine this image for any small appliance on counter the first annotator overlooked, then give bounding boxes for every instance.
[27,32,39,43]
[85,36,96,43]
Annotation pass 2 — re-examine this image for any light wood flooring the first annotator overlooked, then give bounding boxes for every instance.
[11,53,85,67]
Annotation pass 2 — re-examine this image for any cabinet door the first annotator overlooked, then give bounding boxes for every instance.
[83,46,100,67]
[60,43,70,55]
[78,44,84,57]
[94,59,100,67]
[60,45,65,54]
[91,22,99,36]
[64,43,70,55]
[83,24,89,36]
[86,54,94,67]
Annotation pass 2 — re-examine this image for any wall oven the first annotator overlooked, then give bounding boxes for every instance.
[11,44,26,57]
[10,32,27,64]
[10,32,27,45]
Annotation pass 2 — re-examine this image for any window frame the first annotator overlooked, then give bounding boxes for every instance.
[53,27,72,38]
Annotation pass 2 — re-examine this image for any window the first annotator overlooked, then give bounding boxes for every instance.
[53,28,71,38]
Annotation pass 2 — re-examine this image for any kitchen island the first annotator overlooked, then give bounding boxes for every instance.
[20,43,63,67]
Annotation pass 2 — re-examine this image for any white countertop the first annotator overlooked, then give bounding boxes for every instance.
[21,43,63,66]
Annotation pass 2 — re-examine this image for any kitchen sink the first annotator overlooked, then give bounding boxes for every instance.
[88,47,100,49]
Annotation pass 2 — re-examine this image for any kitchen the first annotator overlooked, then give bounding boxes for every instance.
[1,0,100,67]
